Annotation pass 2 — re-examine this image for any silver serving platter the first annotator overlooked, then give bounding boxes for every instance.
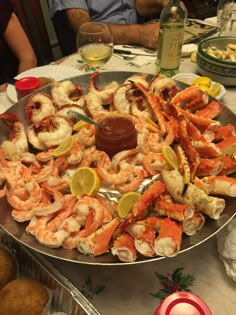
[0,71,235,265]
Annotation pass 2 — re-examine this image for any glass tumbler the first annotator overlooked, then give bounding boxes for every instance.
[219,0,236,36]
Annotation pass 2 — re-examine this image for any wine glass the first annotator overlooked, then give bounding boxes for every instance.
[76,22,113,68]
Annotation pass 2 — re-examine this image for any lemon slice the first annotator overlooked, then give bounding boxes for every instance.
[209,83,221,98]
[53,136,75,157]
[162,145,179,170]
[70,167,101,197]
[73,120,89,132]
[191,51,197,63]
[198,84,211,93]
[192,76,212,87]
[118,192,141,219]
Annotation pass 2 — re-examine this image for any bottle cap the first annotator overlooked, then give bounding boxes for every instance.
[15,77,41,100]
[154,292,212,315]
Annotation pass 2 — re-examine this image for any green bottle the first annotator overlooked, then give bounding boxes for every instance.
[156,0,186,77]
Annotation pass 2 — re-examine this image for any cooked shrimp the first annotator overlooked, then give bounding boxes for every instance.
[36,228,69,248]
[116,165,145,193]
[7,181,42,211]
[51,80,84,107]
[47,195,77,232]
[143,152,167,175]
[67,142,84,165]
[125,73,149,88]
[77,125,95,147]
[85,92,107,118]
[0,113,28,159]
[12,209,35,222]
[28,115,72,149]
[88,71,119,103]
[74,196,110,237]
[113,84,132,114]
[25,93,55,123]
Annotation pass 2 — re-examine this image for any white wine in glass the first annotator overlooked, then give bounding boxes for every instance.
[77,22,113,68]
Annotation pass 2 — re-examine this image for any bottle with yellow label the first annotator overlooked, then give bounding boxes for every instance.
[156,0,186,77]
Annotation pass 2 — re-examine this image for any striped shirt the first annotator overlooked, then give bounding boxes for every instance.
[48,0,137,24]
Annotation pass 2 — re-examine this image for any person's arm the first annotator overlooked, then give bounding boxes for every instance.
[3,13,37,74]
[66,8,159,49]
[108,23,159,49]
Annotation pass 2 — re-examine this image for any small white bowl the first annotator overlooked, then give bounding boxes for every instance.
[172,72,227,100]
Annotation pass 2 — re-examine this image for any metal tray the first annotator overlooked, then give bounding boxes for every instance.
[0,228,101,314]
[0,71,235,265]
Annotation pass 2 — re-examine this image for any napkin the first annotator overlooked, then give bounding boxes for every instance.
[113,45,156,67]
[204,16,218,27]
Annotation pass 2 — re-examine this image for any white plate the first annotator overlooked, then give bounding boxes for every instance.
[172,73,227,100]
[7,65,81,103]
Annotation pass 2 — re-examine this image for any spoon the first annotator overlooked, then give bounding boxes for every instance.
[67,110,104,129]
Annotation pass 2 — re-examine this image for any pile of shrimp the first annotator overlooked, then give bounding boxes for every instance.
[0,71,236,263]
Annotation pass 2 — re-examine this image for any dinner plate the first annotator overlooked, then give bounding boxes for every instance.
[6,65,81,103]
[0,71,235,265]
[172,72,227,100]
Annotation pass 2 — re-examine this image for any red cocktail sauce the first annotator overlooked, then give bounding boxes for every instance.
[95,115,137,158]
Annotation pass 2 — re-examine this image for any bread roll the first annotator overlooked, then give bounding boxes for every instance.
[0,278,49,315]
[0,246,17,289]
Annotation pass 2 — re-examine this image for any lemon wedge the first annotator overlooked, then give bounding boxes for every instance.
[191,51,197,63]
[192,76,212,87]
[70,167,101,197]
[118,192,141,219]
[209,83,221,98]
[53,136,75,157]
[198,84,211,93]
[73,120,89,132]
[162,145,179,170]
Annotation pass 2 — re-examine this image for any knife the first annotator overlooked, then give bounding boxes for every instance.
[113,48,156,57]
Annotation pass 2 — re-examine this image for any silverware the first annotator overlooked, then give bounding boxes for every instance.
[67,110,104,129]
[113,48,156,57]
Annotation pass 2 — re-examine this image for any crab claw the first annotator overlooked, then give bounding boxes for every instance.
[182,211,205,236]
[133,82,167,134]
[194,175,236,197]
[119,180,166,232]
[162,169,225,220]
[111,233,137,262]
[216,136,236,155]
[154,218,182,257]
[77,218,120,256]
[195,100,221,119]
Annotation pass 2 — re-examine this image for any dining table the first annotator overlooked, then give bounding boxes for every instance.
[0,42,236,315]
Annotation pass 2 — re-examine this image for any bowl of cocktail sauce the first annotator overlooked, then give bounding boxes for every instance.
[95,114,137,158]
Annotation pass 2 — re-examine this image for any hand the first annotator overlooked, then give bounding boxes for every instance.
[139,23,159,49]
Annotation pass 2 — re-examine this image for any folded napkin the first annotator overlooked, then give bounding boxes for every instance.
[217,218,236,282]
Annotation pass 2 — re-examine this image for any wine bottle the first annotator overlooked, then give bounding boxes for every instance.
[156,0,186,77]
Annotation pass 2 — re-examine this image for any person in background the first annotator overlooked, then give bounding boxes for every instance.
[48,0,167,55]
[181,0,217,19]
[0,0,37,85]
